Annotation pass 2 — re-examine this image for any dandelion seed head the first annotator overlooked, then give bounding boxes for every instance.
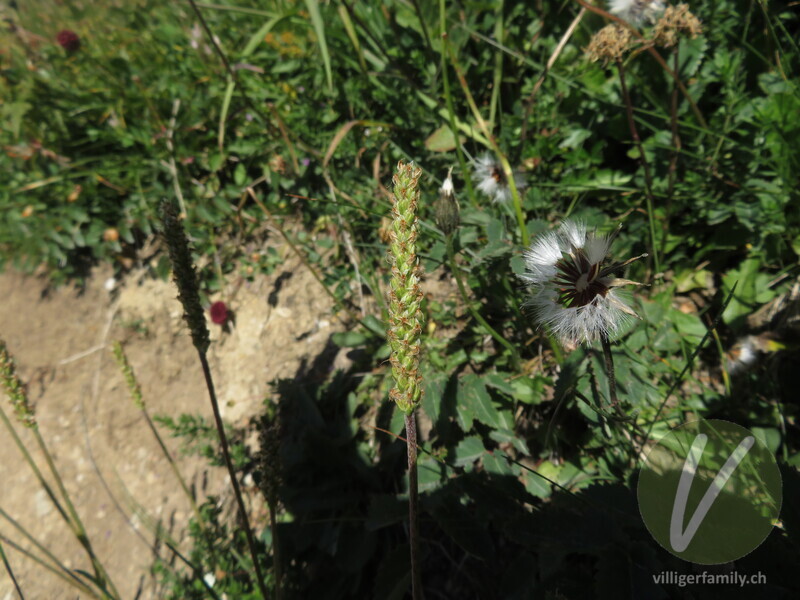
[472,154,526,204]
[521,221,644,345]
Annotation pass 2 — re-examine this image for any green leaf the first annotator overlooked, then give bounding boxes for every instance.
[332,331,368,347]
[304,0,333,93]
[424,124,460,152]
[454,436,485,467]
[458,374,504,429]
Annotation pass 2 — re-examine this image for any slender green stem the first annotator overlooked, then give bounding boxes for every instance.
[0,511,100,599]
[30,428,119,599]
[197,351,270,600]
[141,409,204,526]
[600,334,620,412]
[666,44,681,202]
[410,0,433,54]
[616,59,660,276]
[446,236,522,371]
[0,537,24,600]
[662,45,680,262]
[446,43,529,247]
[404,412,423,600]
[0,407,70,526]
[489,1,504,128]
[439,0,478,208]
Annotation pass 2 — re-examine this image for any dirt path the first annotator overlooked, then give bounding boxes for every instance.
[0,257,339,599]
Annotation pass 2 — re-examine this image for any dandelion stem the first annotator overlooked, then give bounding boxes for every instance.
[446,236,522,371]
[445,43,529,246]
[616,59,660,276]
[404,412,423,600]
[197,351,270,600]
[439,0,478,208]
[600,334,619,411]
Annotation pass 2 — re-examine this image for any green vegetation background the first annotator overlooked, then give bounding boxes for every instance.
[2,0,800,598]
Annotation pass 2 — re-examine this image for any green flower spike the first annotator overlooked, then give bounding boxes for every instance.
[387,161,425,415]
[113,342,144,409]
[0,339,36,428]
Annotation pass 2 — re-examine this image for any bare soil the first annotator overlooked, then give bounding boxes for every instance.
[0,255,339,599]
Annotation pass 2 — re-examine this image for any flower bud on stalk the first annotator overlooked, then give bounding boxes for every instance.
[434,167,460,237]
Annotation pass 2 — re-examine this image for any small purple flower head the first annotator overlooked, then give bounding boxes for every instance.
[210,301,229,325]
[56,30,81,53]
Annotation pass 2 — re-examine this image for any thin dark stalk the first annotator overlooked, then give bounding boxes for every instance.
[410,0,433,54]
[0,538,24,600]
[446,235,522,371]
[404,412,422,600]
[197,351,270,600]
[268,502,283,600]
[616,59,660,276]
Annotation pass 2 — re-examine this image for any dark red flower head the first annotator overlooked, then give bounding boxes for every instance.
[209,301,229,325]
[56,30,81,53]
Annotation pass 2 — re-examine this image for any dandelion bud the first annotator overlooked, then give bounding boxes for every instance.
[112,342,144,409]
[387,161,425,414]
[0,339,36,428]
[520,221,646,346]
[586,24,634,65]
[652,4,703,48]
[434,167,460,236]
[160,200,210,355]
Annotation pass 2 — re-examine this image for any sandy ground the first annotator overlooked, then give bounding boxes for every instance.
[0,254,339,599]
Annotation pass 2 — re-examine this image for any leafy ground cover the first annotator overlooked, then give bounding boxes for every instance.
[2,0,800,598]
